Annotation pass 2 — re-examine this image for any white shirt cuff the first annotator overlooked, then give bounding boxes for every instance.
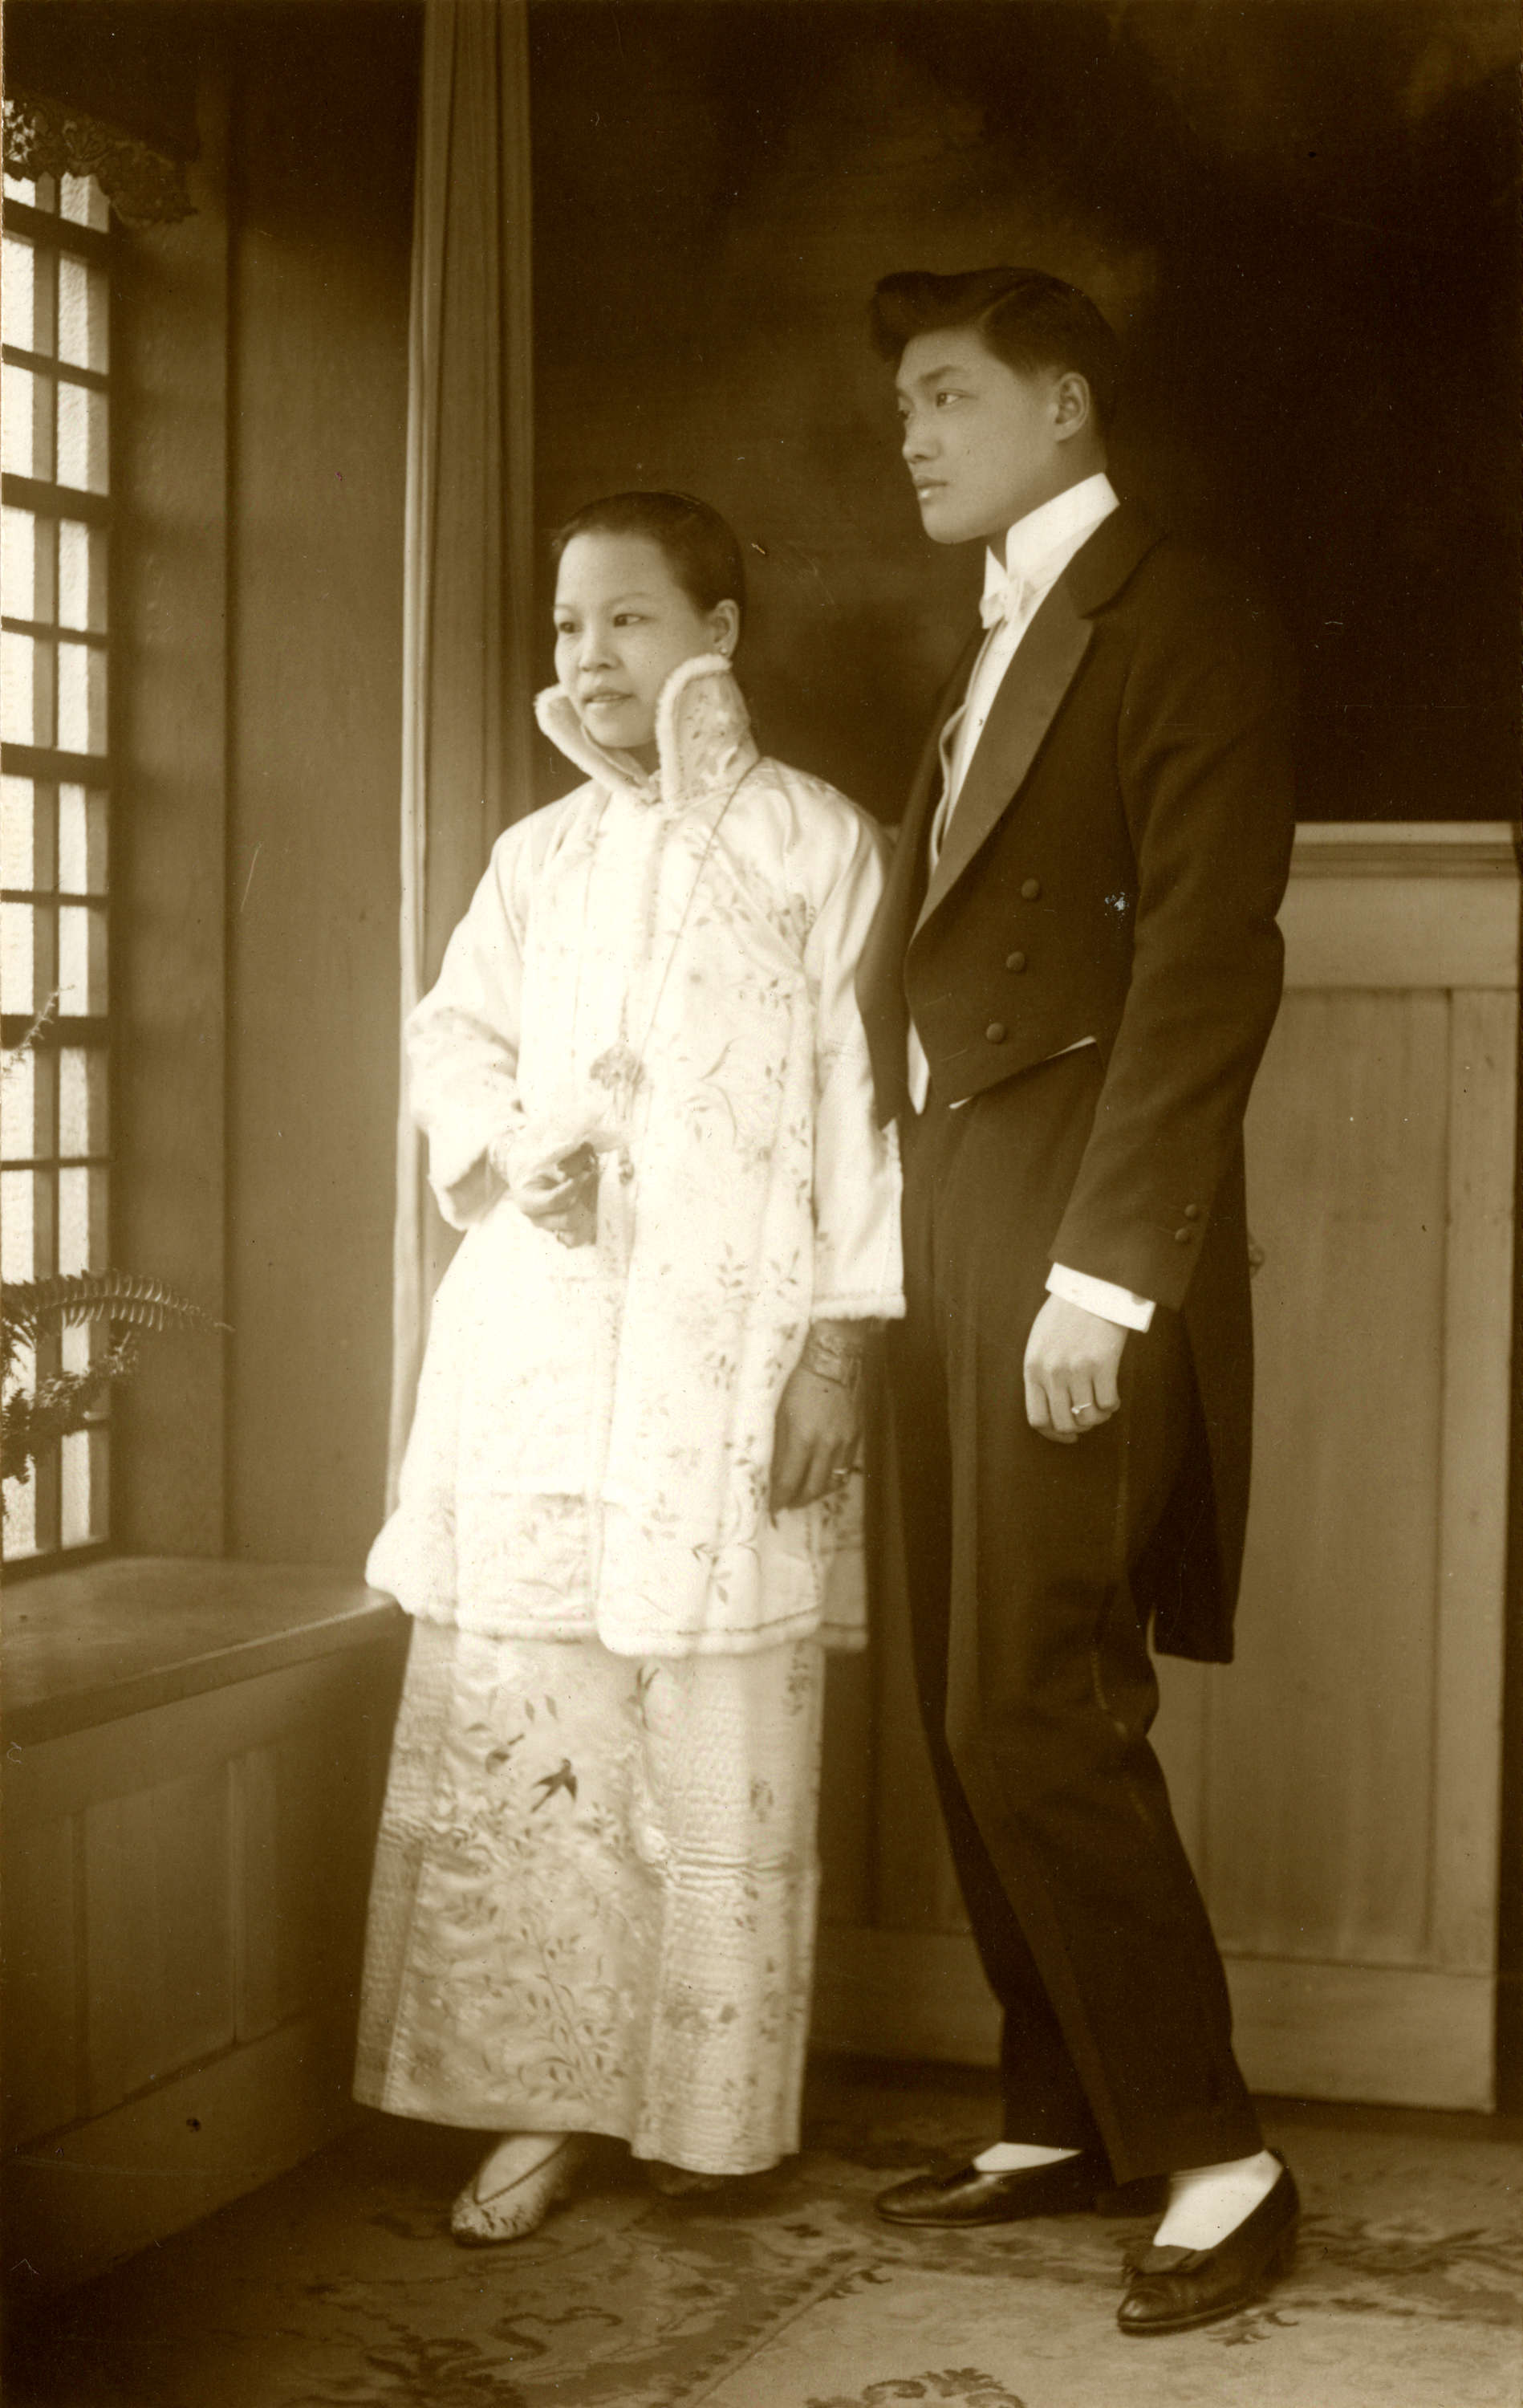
[907,1023,931,1114]
[1046,1262,1155,1333]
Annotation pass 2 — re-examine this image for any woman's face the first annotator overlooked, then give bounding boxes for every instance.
[553,532,737,767]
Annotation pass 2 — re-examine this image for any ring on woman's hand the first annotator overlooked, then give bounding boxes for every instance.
[830,1466,851,1482]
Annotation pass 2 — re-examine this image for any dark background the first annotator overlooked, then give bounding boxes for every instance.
[530,0,1521,825]
[14,0,1518,825]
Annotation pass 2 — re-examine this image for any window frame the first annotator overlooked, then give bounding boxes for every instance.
[2,172,116,1576]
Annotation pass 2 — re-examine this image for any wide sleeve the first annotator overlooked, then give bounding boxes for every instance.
[405,819,538,1229]
[1048,581,1296,1310]
[802,805,905,1322]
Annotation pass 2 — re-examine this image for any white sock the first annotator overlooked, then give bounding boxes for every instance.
[1151,2148,1281,2250]
[973,2140,1082,2173]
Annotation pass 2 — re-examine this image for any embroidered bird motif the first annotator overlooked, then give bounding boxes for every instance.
[530,1758,578,1812]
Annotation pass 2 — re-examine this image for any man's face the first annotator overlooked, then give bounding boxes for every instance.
[896,327,1068,548]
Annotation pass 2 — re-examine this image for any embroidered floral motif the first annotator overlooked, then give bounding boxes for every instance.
[356,1624,826,2173]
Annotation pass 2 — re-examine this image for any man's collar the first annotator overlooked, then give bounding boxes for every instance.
[985,471,1119,601]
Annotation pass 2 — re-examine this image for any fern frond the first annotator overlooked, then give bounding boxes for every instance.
[1,992,59,1081]
[1,1340,138,1488]
[2,1272,219,1348]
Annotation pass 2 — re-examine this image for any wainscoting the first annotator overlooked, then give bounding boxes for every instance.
[816,822,1521,2112]
[2,1563,408,2290]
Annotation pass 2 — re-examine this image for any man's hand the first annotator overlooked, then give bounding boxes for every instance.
[770,1323,865,1511]
[1023,1292,1127,1443]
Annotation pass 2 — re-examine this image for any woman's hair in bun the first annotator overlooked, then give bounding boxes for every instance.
[551,490,746,616]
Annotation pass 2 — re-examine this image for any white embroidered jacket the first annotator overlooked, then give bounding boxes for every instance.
[368,655,904,1656]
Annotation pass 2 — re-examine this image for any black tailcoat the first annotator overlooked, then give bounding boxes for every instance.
[856,504,1296,1660]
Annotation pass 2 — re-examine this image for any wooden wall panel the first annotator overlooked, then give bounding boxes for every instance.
[149,1769,239,2071]
[5,1619,405,2288]
[1431,989,1517,1972]
[1202,989,1450,1963]
[231,1743,282,2043]
[9,1650,396,1831]
[8,1645,400,2132]
[1279,860,1521,992]
[6,2008,357,2299]
[83,1769,235,2115]
[82,1791,181,2112]
[2,1816,80,2150]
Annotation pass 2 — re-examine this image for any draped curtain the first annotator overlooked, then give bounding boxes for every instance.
[387,0,537,1500]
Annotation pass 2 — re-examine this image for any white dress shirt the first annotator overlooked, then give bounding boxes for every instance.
[907,472,1155,1334]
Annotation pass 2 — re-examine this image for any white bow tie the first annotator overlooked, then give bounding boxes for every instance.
[979,567,1033,632]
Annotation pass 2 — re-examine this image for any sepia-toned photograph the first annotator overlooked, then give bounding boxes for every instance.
[1,2,1519,2402]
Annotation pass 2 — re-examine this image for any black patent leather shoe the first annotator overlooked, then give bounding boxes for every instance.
[875,2151,1109,2227]
[1117,2158,1299,2336]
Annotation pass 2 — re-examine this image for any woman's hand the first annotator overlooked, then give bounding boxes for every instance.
[497,1137,600,1247]
[770,1321,866,1511]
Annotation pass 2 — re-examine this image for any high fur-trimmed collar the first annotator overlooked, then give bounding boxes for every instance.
[534,653,759,810]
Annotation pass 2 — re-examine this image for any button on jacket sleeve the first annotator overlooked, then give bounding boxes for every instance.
[1046,576,1295,1313]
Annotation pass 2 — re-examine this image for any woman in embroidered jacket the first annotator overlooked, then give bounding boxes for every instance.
[356,492,903,2243]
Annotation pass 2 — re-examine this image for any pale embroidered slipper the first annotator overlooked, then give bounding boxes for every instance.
[645,2161,736,2199]
[449,2133,587,2247]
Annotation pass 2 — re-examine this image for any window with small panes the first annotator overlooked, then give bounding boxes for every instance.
[2,167,113,1567]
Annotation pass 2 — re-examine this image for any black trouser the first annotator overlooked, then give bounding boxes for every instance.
[888,1056,1261,2184]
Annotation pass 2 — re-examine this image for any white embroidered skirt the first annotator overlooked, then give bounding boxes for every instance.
[354,1619,826,2175]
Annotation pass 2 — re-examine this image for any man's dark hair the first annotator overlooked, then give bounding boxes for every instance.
[870,267,1120,432]
[550,490,746,618]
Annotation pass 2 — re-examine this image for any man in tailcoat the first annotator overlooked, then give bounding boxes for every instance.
[855,268,1299,2337]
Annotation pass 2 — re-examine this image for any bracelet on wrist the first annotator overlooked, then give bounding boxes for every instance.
[801,1324,867,1393]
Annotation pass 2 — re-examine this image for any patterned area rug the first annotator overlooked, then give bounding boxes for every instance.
[6,2068,1521,2408]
